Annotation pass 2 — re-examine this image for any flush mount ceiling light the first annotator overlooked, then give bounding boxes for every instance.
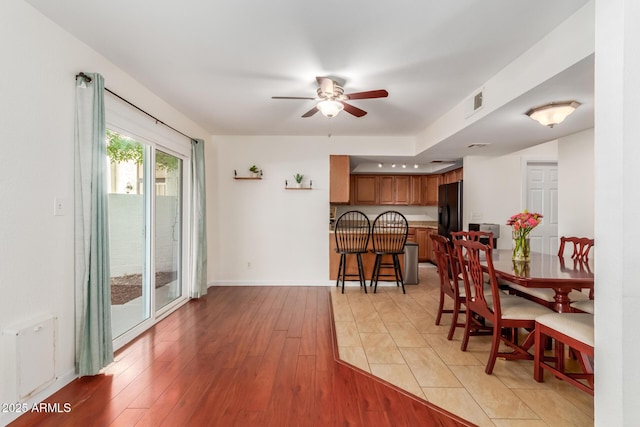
[526,101,581,128]
[316,100,344,118]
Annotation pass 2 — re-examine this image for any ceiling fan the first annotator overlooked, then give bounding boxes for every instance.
[272,76,388,118]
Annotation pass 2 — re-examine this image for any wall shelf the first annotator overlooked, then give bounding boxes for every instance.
[234,176,262,180]
[285,186,312,190]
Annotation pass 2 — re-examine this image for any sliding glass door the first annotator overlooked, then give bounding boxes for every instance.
[106,129,186,341]
[154,150,182,311]
[106,130,151,338]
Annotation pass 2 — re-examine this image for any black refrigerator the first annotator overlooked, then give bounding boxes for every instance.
[438,181,463,239]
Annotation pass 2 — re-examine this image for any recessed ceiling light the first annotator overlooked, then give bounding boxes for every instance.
[402,164,406,168]
[378,163,383,168]
[414,164,419,168]
[391,163,396,168]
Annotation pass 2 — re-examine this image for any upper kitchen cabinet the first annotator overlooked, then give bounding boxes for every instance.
[352,175,379,205]
[409,176,424,205]
[442,168,463,184]
[423,175,442,206]
[379,175,410,205]
[330,155,350,204]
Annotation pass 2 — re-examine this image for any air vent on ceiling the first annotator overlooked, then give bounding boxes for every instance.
[467,143,490,149]
[464,87,484,118]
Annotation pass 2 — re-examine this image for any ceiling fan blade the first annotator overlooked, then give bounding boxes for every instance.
[341,102,367,117]
[345,89,389,100]
[302,106,319,118]
[272,96,316,100]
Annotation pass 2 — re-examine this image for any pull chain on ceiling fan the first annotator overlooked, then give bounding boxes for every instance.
[272,76,388,118]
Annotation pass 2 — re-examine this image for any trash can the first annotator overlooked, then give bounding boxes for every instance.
[404,242,419,285]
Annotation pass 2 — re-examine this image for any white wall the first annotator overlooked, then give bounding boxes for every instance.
[0,0,209,418]
[558,128,594,237]
[463,141,558,250]
[594,0,640,424]
[208,135,415,285]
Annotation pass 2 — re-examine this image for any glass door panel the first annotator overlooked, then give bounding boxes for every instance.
[106,130,151,338]
[154,149,183,311]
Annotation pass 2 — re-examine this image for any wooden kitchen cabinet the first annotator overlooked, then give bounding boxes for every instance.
[329,155,350,203]
[423,175,441,206]
[416,227,438,263]
[442,168,463,184]
[379,175,410,205]
[379,176,394,204]
[394,176,410,205]
[416,229,429,261]
[352,175,379,205]
[410,176,423,205]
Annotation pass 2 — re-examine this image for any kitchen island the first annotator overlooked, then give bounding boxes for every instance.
[329,222,437,280]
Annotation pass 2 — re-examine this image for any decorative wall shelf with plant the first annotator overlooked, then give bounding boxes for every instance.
[285,176,313,190]
[233,166,263,180]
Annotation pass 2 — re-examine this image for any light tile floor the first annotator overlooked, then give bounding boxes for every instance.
[330,264,594,427]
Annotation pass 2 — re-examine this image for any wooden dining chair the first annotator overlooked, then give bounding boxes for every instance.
[558,236,595,261]
[370,211,408,294]
[432,234,492,341]
[431,234,466,340]
[334,210,370,294]
[534,312,594,395]
[450,230,494,284]
[453,239,554,374]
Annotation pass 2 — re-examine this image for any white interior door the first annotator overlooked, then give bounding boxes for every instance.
[526,162,558,254]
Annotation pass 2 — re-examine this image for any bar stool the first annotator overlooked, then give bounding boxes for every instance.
[370,211,408,294]
[334,211,370,293]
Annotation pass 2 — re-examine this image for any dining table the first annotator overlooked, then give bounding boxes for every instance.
[482,249,594,313]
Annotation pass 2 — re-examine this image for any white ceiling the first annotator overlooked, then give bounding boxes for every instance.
[26,0,593,167]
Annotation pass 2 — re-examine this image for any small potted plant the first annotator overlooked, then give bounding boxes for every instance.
[249,165,260,177]
[293,173,304,188]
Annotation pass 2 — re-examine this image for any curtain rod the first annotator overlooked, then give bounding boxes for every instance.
[76,72,198,142]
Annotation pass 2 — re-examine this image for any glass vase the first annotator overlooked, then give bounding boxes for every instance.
[512,235,530,261]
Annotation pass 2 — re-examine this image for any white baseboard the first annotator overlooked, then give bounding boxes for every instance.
[208,280,335,287]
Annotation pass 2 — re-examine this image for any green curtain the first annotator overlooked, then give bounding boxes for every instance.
[190,139,208,298]
[74,73,114,375]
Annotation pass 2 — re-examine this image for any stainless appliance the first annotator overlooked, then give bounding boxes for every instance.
[404,242,419,285]
[469,223,500,247]
[438,181,463,239]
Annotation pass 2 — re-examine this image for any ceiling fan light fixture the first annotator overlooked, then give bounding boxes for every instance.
[317,100,344,118]
[526,101,580,128]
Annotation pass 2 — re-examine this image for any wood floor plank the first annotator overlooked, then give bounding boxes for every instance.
[299,288,318,356]
[286,287,308,338]
[9,286,472,427]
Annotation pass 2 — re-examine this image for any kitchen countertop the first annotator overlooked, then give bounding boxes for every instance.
[408,221,438,229]
[330,221,437,232]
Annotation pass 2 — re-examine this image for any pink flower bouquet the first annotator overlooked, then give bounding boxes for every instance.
[507,210,543,261]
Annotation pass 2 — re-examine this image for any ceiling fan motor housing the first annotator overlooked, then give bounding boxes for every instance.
[317,83,345,101]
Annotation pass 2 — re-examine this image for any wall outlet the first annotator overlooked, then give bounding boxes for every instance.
[470,211,483,221]
[247,261,251,269]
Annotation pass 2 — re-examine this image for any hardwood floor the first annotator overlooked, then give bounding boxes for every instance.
[9,286,471,427]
